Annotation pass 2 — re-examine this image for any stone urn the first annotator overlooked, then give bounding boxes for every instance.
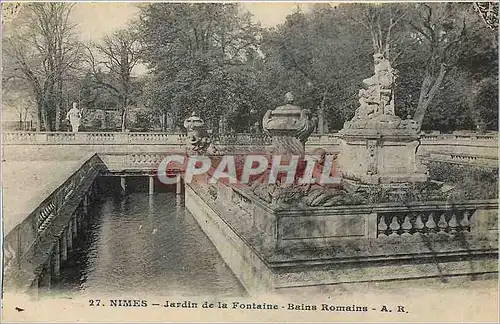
[262,92,317,156]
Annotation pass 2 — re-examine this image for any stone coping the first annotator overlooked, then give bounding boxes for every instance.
[226,181,498,216]
[3,130,497,144]
[4,165,99,292]
[2,153,98,235]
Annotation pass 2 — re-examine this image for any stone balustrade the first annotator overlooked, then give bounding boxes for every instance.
[96,152,172,171]
[186,179,498,294]
[3,131,497,166]
[126,152,170,168]
[420,152,498,168]
[3,154,105,291]
[190,179,498,252]
[377,205,485,237]
[2,131,188,145]
[420,133,498,141]
[3,130,496,145]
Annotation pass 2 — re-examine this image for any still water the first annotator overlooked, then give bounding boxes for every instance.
[53,182,246,297]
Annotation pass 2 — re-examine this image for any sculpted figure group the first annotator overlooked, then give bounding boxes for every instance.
[345,53,418,131]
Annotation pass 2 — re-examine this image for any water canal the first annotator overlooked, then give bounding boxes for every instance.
[50,177,246,297]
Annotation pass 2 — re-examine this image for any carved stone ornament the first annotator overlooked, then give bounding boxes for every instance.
[183,111,212,154]
[262,92,317,156]
[344,53,418,132]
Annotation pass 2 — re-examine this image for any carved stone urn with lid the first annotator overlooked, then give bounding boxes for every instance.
[262,92,317,157]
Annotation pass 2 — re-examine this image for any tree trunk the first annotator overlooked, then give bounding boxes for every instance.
[55,80,63,131]
[318,89,328,134]
[55,104,61,131]
[469,77,490,131]
[121,100,127,132]
[35,96,43,131]
[161,111,166,132]
[413,63,447,128]
[42,107,51,131]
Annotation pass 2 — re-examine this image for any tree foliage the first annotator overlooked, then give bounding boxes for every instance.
[2,2,497,133]
[85,28,142,131]
[138,3,263,132]
[2,3,82,131]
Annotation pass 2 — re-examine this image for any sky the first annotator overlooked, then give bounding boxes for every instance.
[70,2,314,41]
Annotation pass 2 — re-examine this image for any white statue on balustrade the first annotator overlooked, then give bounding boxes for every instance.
[66,102,82,132]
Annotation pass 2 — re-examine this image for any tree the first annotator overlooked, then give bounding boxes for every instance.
[346,3,408,61]
[336,2,497,130]
[2,3,82,131]
[2,83,36,130]
[85,28,142,132]
[407,3,491,128]
[138,3,262,131]
[260,4,374,130]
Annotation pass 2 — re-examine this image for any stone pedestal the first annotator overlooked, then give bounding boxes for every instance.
[336,128,428,184]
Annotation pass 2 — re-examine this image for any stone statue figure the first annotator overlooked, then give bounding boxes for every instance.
[66,102,82,132]
[183,112,212,154]
[250,121,260,134]
[250,147,363,210]
[344,53,409,130]
[373,53,397,116]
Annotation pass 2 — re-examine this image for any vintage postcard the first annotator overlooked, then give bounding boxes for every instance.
[1,1,498,322]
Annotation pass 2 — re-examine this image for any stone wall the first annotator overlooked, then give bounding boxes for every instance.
[185,180,498,295]
[3,154,104,292]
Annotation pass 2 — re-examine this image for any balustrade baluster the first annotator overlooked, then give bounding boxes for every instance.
[437,213,448,232]
[448,213,459,234]
[388,216,400,237]
[460,211,471,229]
[425,212,437,233]
[401,214,412,236]
[414,213,425,233]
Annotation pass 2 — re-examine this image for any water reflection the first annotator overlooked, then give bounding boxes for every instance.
[54,191,245,297]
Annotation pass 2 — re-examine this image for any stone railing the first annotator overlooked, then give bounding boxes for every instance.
[125,152,169,169]
[217,133,271,145]
[187,178,498,265]
[3,131,497,166]
[96,152,182,172]
[3,154,105,276]
[420,133,498,141]
[418,132,498,159]
[4,130,496,145]
[2,131,188,145]
[375,201,496,237]
[421,152,498,168]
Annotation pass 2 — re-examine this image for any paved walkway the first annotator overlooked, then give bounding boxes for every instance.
[2,158,89,234]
